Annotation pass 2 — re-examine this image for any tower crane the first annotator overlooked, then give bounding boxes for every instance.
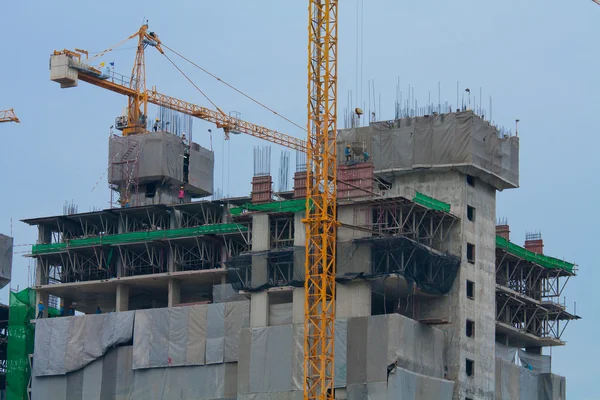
[51,11,340,399]
[304,1,338,399]
[51,25,305,150]
[0,109,19,123]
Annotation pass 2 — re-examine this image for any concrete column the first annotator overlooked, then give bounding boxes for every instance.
[336,281,371,318]
[292,287,305,324]
[35,291,49,318]
[250,292,269,327]
[251,214,270,288]
[116,283,129,312]
[168,279,181,307]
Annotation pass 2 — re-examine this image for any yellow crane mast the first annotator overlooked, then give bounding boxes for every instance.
[0,109,19,123]
[303,1,338,399]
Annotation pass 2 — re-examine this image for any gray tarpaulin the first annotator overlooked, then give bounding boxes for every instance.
[496,357,543,400]
[334,319,348,388]
[188,144,215,196]
[206,303,225,364]
[269,303,293,326]
[133,302,248,369]
[518,348,551,373]
[539,373,566,400]
[240,314,444,396]
[33,345,237,400]
[224,302,250,362]
[212,283,247,303]
[0,234,13,288]
[337,111,519,190]
[33,312,134,377]
[495,343,518,363]
[108,132,214,196]
[385,366,454,400]
[249,325,293,393]
[384,314,445,378]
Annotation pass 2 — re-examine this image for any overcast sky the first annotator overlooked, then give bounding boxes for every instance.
[1,1,598,397]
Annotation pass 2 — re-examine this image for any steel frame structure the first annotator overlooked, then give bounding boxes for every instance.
[270,216,294,249]
[174,203,223,228]
[496,290,576,342]
[268,250,295,286]
[495,248,578,344]
[496,249,572,301]
[304,1,338,398]
[370,199,457,250]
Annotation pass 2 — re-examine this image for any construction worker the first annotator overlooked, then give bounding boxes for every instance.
[68,305,75,316]
[95,306,102,314]
[178,185,185,204]
[182,132,189,146]
[362,150,370,163]
[153,118,160,132]
[60,303,65,317]
[37,301,44,319]
[345,144,352,163]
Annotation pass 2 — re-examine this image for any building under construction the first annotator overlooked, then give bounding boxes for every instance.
[21,111,579,399]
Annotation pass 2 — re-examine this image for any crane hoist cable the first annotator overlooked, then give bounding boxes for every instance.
[162,43,306,133]
[161,52,226,116]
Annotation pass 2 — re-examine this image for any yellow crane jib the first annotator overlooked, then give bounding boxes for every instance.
[0,109,20,123]
[49,24,307,149]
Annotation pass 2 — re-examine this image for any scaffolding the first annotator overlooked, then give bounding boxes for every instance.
[495,235,578,346]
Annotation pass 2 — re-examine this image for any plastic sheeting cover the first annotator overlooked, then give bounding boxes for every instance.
[249,325,293,393]
[385,365,454,400]
[0,234,12,287]
[539,373,566,400]
[133,302,249,369]
[269,303,293,326]
[188,144,215,196]
[495,358,543,400]
[212,283,248,303]
[32,346,237,400]
[518,348,551,373]
[337,111,519,190]
[32,311,134,377]
[495,343,518,363]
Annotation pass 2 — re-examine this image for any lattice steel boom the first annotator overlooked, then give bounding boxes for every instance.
[0,109,19,123]
[303,1,338,399]
[51,25,306,150]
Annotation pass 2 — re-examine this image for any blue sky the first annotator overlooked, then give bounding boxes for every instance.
[0,0,598,397]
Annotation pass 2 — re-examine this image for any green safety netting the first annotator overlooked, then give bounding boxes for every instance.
[496,236,575,273]
[7,288,35,400]
[412,192,451,213]
[32,223,248,255]
[230,199,308,216]
[6,288,64,399]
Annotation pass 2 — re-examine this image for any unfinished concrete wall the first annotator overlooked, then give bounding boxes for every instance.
[392,170,497,400]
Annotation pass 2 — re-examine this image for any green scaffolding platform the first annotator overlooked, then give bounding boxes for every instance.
[31,223,248,255]
[496,235,575,273]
